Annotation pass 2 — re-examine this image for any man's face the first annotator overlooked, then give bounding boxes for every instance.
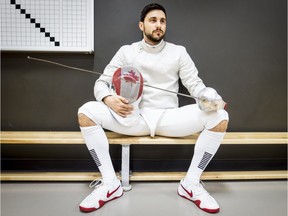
[139,10,166,45]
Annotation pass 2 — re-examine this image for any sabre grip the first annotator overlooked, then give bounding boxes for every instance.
[196,87,227,112]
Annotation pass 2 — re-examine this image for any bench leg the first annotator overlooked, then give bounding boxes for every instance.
[121,144,132,191]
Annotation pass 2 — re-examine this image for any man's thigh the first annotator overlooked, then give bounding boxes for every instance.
[155,104,229,137]
[155,104,205,137]
[78,101,150,136]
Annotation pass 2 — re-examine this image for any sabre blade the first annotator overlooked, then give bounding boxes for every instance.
[143,83,197,99]
[27,56,199,100]
[27,56,106,77]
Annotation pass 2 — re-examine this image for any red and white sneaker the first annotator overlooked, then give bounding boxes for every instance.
[177,179,220,213]
[79,179,123,212]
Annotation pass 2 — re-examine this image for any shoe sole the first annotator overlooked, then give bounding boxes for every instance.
[79,191,124,212]
[177,190,220,214]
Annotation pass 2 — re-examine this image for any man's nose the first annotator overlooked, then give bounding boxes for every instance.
[155,21,162,28]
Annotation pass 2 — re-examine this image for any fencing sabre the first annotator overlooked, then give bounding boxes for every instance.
[27,56,226,110]
[27,56,199,100]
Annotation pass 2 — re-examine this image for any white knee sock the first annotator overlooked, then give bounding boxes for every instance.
[80,125,118,185]
[184,129,225,184]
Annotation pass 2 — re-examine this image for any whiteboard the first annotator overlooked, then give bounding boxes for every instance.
[1,0,94,52]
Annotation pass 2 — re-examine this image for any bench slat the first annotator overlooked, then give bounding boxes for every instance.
[1,131,287,182]
[1,171,287,181]
[1,131,287,144]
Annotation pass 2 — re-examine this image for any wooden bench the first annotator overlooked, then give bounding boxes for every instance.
[1,131,287,191]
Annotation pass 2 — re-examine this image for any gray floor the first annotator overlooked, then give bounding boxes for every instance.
[1,181,287,216]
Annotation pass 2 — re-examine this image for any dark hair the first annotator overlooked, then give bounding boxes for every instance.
[140,3,166,22]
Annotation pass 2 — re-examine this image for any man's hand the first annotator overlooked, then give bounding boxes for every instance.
[103,95,134,117]
[197,87,226,112]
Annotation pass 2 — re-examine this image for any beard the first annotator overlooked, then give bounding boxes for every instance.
[144,29,165,44]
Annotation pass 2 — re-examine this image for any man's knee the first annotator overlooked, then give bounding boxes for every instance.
[78,113,96,127]
[209,120,228,132]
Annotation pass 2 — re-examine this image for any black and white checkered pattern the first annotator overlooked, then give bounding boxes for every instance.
[198,152,213,170]
[89,149,102,167]
[10,0,60,46]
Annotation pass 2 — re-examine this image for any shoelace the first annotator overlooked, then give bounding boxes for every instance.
[85,179,108,199]
[192,182,217,203]
[89,179,103,188]
[190,181,210,197]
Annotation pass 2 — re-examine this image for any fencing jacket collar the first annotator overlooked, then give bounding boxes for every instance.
[139,39,166,53]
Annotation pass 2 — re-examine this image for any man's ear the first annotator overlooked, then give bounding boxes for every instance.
[138,21,144,31]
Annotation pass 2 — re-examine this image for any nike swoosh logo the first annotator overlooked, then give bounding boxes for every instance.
[181,184,193,198]
[106,185,120,198]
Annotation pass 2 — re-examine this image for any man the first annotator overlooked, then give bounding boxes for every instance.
[78,3,229,214]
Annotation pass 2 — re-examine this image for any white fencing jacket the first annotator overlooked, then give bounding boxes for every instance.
[94,39,206,136]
